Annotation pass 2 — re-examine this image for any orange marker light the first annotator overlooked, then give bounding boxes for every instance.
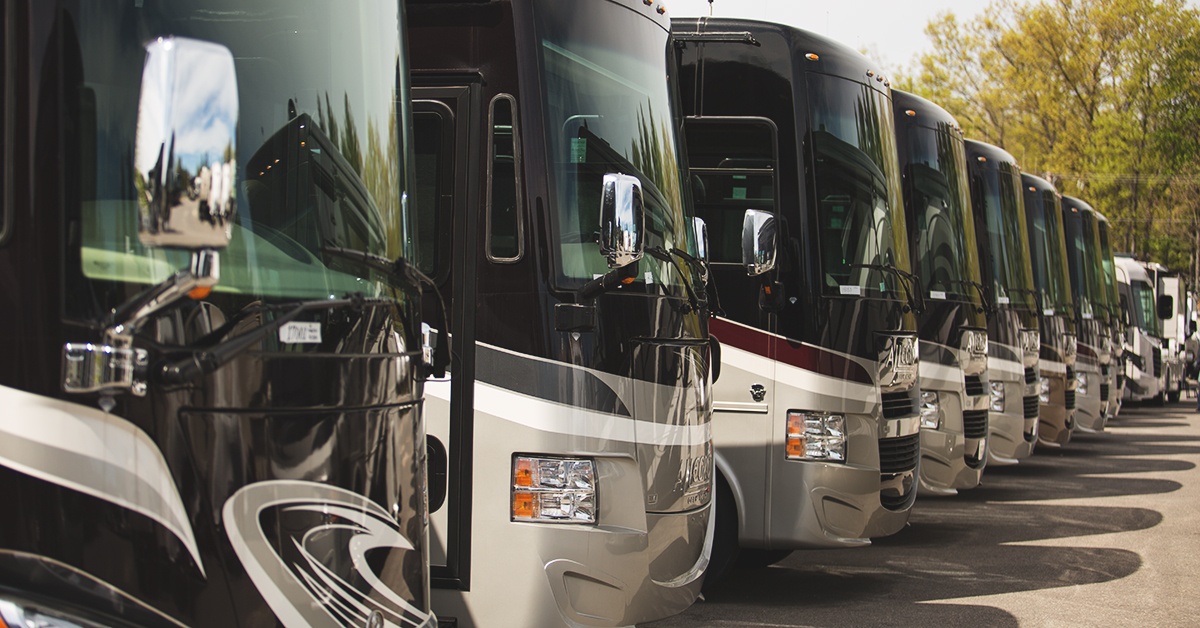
[514,458,534,487]
[512,491,535,519]
[188,286,212,300]
[621,276,635,285]
[805,53,819,61]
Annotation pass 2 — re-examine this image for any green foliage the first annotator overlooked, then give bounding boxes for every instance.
[913,0,1200,284]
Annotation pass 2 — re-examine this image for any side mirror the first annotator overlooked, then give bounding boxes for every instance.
[599,173,644,269]
[693,217,709,267]
[742,209,776,276]
[135,37,238,250]
[1158,294,1175,320]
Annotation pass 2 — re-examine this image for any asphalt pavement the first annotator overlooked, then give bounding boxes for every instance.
[644,399,1200,627]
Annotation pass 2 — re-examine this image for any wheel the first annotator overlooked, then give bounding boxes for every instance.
[701,475,739,595]
[1152,391,1165,407]
[736,548,792,569]
[1168,389,1181,404]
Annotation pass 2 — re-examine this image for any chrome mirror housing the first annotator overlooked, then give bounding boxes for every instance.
[598,173,645,269]
[693,217,709,266]
[135,37,238,250]
[741,209,776,276]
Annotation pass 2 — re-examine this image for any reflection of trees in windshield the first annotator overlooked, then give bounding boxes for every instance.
[809,75,906,296]
[907,124,977,299]
[1131,281,1161,335]
[979,165,1034,309]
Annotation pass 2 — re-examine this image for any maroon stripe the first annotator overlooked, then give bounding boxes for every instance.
[710,318,875,385]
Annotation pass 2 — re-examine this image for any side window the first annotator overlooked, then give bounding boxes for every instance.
[486,94,523,262]
[684,117,777,264]
[412,102,455,281]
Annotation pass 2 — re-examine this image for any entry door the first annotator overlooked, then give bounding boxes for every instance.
[412,81,480,590]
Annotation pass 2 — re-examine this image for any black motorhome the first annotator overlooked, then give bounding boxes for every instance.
[1096,213,1124,421]
[0,2,436,626]
[1021,174,1078,446]
[963,140,1040,462]
[673,17,921,575]
[406,1,715,625]
[1061,196,1109,433]
[892,90,990,495]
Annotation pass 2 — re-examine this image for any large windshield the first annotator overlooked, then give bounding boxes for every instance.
[1081,211,1107,319]
[904,122,981,303]
[536,0,697,294]
[1025,188,1073,313]
[1130,280,1161,336]
[72,1,411,319]
[976,162,1036,310]
[808,73,910,299]
[1097,221,1120,323]
[1063,206,1095,319]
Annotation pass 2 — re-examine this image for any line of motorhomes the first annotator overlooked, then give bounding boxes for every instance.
[0,3,1187,627]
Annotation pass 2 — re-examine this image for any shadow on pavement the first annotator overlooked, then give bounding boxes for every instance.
[643,396,1192,626]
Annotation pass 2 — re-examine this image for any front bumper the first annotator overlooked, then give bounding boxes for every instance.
[919,389,986,495]
[988,379,1036,463]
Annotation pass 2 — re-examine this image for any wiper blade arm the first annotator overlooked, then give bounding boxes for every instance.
[158,294,392,384]
[953,279,994,316]
[647,246,701,314]
[849,262,924,314]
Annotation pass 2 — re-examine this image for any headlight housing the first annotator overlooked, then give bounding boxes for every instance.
[786,411,846,462]
[0,597,111,628]
[989,381,1006,413]
[512,456,596,524]
[1076,370,1089,396]
[919,390,941,429]
[1039,376,1051,404]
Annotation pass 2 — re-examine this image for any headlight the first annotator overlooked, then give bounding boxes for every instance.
[919,390,941,429]
[990,381,1006,412]
[786,411,846,462]
[512,456,596,524]
[1039,376,1051,404]
[1021,329,1041,358]
[1076,370,1089,396]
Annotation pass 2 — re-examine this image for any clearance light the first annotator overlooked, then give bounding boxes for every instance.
[1039,376,1051,404]
[512,456,596,524]
[919,390,942,429]
[805,53,819,61]
[990,381,1006,413]
[905,109,917,117]
[786,411,846,462]
[977,156,987,162]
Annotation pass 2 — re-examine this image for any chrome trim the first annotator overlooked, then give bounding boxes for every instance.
[881,416,921,439]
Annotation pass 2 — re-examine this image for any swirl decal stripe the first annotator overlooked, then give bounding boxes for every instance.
[0,384,204,576]
[223,480,432,628]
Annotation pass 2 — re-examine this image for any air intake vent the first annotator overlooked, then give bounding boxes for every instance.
[1024,367,1037,385]
[1064,389,1076,410]
[1152,347,1162,377]
[962,408,988,439]
[881,391,916,419]
[964,374,985,397]
[1023,395,1039,420]
[1100,383,1110,401]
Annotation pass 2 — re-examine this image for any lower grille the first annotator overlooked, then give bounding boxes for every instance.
[964,374,985,397]
[1023,395,1039,420]
[1065,389,1076,410]
[1066,366,1075,381]
[1100,383,1110,401]
[879,433,920,474]
[881,391,917,419]
[962,408,988,438]
[1024,367,1037,385]
[1153,347,1162,377]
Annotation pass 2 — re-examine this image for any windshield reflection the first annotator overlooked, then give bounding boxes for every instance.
[977,163,1035,310]
[808,73,910,298]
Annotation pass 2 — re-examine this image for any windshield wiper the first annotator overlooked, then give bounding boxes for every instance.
[646,246,701,314]
[158,294,395,384]
[670,247,724,316]
[953,279,993,316]
[849,262,925,314]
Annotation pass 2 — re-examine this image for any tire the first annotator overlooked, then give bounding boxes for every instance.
[701,475,739,595]
[1152,391,1165,407]
[1168,389,1181,404]
[736,548,792,569]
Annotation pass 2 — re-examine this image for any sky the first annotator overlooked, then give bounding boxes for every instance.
[667,0,1200,76]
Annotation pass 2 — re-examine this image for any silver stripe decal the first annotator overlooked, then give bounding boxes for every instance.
[0,385,204,576]
[473,381,712,446]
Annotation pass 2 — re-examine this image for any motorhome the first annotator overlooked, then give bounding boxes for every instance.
[673,17,921,578]
[892,90,990,494]
[1061,196,1111,433]
[1147,262,1186,403]
[1,2,437,626]
[406,1,715,625]
[964,140,1040,461]
[1115,255,1164,404]
[1021,174,1077,446]
[1096,212,1123,424]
